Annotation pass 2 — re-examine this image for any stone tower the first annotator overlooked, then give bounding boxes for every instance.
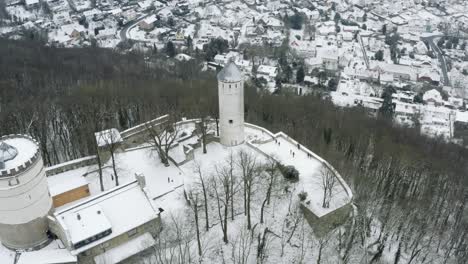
[0,135,53,250]
[217,62,245,146]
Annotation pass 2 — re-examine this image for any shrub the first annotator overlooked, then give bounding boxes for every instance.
[280,164,300,181]
[298,191,308,201]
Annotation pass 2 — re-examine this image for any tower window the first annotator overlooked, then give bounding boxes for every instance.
[229,120,233,124]
[229,84,231,89]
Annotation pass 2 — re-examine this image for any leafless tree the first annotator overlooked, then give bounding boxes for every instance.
[230,225,253,264]
[320,166,336,208]
[97,128,121,186]
[213,165,232,244]
[146,116,180,166]
[194,161,209,231]
[188,190,203,257]
[196,117,210,154]
[236,150,259,230]
[256,227,273,264]
[151,213,193,264]
[260,157,279,224]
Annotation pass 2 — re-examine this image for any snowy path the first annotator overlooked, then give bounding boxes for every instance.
[253,135,350,217]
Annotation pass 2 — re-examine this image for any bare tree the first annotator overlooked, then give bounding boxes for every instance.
[213,159,235,244]
[256,227,272,264]
[188,191,203,257]
[230,225,253,264]
[196,117,209,154]
[151,213,193,264]
[194,161,209,231]
[260,157,279,224]
[237,150,259,230]
[96,128,121,186]
[146,116,180,166]
[320,166,336,208]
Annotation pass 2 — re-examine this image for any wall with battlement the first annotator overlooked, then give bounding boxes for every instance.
[0,134,41,178]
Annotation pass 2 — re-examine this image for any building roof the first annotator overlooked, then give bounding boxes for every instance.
[47,172,88,197]
[55,181,159,254]
[94,232,155,264]
[94,128,122,148]
[17,249,77,264]
[217,62,242,82]
[423,89,443,103]
[25,0,39,5]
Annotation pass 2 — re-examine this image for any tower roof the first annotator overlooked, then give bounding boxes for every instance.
[217,61,242,82]
[0,142,18,169]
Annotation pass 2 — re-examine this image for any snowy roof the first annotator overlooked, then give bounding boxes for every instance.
[423,89,443,103]
[94,128,122,147]
[55,181,158,254]
[60,204,112,245]
[456,111,468,123]
[94,232,155,264]
[217,62,243,82]
[47,172,88,197]
[25,0,39,5]
[0,136,38,172]
[257,65,278,77]
[141,15,157,25]
[175,53,193,61]
[16,249,77,264]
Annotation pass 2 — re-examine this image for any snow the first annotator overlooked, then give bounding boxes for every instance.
[16,249,77,264]
[55,181,159,254]
[60,204,112,245]
[456,111,468,123]
[95,128,122,147]
[115,147,184,199]
[0,242,15,264]
[0,137,38,172]
[251,133,351,217]
[217,61,243,82]
[47,170,88,196]
[94,232,155,264]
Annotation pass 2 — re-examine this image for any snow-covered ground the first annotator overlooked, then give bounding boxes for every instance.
[0,120,352,263]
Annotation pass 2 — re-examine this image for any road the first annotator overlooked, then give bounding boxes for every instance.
[119,13,155,41]
[357,33,370,69]
[421,33,468,86]
[422,35,450,86]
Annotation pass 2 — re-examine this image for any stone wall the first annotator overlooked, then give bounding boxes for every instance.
[301,203,352,237]
[46,156,97,177]
[120,115,169,149]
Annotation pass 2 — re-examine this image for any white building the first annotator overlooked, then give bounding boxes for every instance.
[217,62,245,146]
[0,135,53,250]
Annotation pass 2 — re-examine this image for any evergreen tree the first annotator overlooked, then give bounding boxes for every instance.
[382,24,387,35]
[379,86,396,118]
[165,41,176,57]
[374,50,384,61]
[289,13,303,30]
[186,35,193,51]
[296,66,305,84]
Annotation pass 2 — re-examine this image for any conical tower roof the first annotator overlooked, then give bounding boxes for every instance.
[0,141,18,162]
[217,61,242,82]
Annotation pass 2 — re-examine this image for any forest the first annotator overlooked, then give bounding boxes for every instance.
[0,38,467,263]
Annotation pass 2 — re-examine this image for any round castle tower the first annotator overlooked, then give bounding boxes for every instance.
[0,135,53,250]
[217,62,245,146]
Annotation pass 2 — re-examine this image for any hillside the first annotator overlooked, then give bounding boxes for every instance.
[0,39,467,263]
